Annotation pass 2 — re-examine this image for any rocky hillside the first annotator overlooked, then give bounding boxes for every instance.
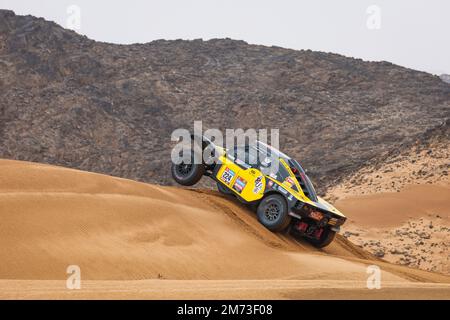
[441,74,450,84]
[327,119,450,201]
[0,10,449,192]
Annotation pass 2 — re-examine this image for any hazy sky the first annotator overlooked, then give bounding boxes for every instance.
[1,0,449,74]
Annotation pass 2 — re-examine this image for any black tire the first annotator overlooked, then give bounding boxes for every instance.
[256,194,291,232]
[217,182,234,195]
[308,228,336,248]
[171,161,205,186]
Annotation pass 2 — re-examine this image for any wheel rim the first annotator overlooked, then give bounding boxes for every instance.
[264,202,280,221]
[175,162,193,176]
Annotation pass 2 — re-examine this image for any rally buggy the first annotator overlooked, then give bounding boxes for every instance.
[171,136,346,248]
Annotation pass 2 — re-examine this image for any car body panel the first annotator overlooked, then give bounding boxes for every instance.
[216,155,265,202]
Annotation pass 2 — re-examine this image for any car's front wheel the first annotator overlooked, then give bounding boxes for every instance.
[257,194,291,232]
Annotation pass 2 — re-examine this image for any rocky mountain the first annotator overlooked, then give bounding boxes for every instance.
[441,74,450,84]
[0,10,449,193]
[327,119,450,201]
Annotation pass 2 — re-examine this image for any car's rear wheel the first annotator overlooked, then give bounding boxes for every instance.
[308,228,336,248]
[257,194,291,232]
[171,161,205,186]
[217,182,233,195]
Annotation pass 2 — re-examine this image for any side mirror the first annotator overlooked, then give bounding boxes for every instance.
[260,157,272,168]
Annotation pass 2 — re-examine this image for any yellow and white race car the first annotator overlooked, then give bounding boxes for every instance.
[171,136,346,248]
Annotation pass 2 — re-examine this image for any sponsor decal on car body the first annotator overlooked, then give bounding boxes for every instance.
[253,175,263,194]
[220,167,235,185]
[278,186,288,195]
[232,176,247,193]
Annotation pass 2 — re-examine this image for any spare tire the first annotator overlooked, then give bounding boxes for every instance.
[171,161,205,186]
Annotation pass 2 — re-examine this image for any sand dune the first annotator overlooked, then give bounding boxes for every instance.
[337,185,450,228]
[0,159,449,299]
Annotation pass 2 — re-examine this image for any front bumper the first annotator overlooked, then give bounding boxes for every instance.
[291,201,347,228]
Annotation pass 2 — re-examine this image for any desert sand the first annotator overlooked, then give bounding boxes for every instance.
[0,159,449,299]
[336,185,450,275]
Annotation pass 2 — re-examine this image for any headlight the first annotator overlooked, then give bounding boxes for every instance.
[328,218,338,225]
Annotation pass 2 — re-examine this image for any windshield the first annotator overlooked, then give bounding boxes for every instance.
[232,141,319,202]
